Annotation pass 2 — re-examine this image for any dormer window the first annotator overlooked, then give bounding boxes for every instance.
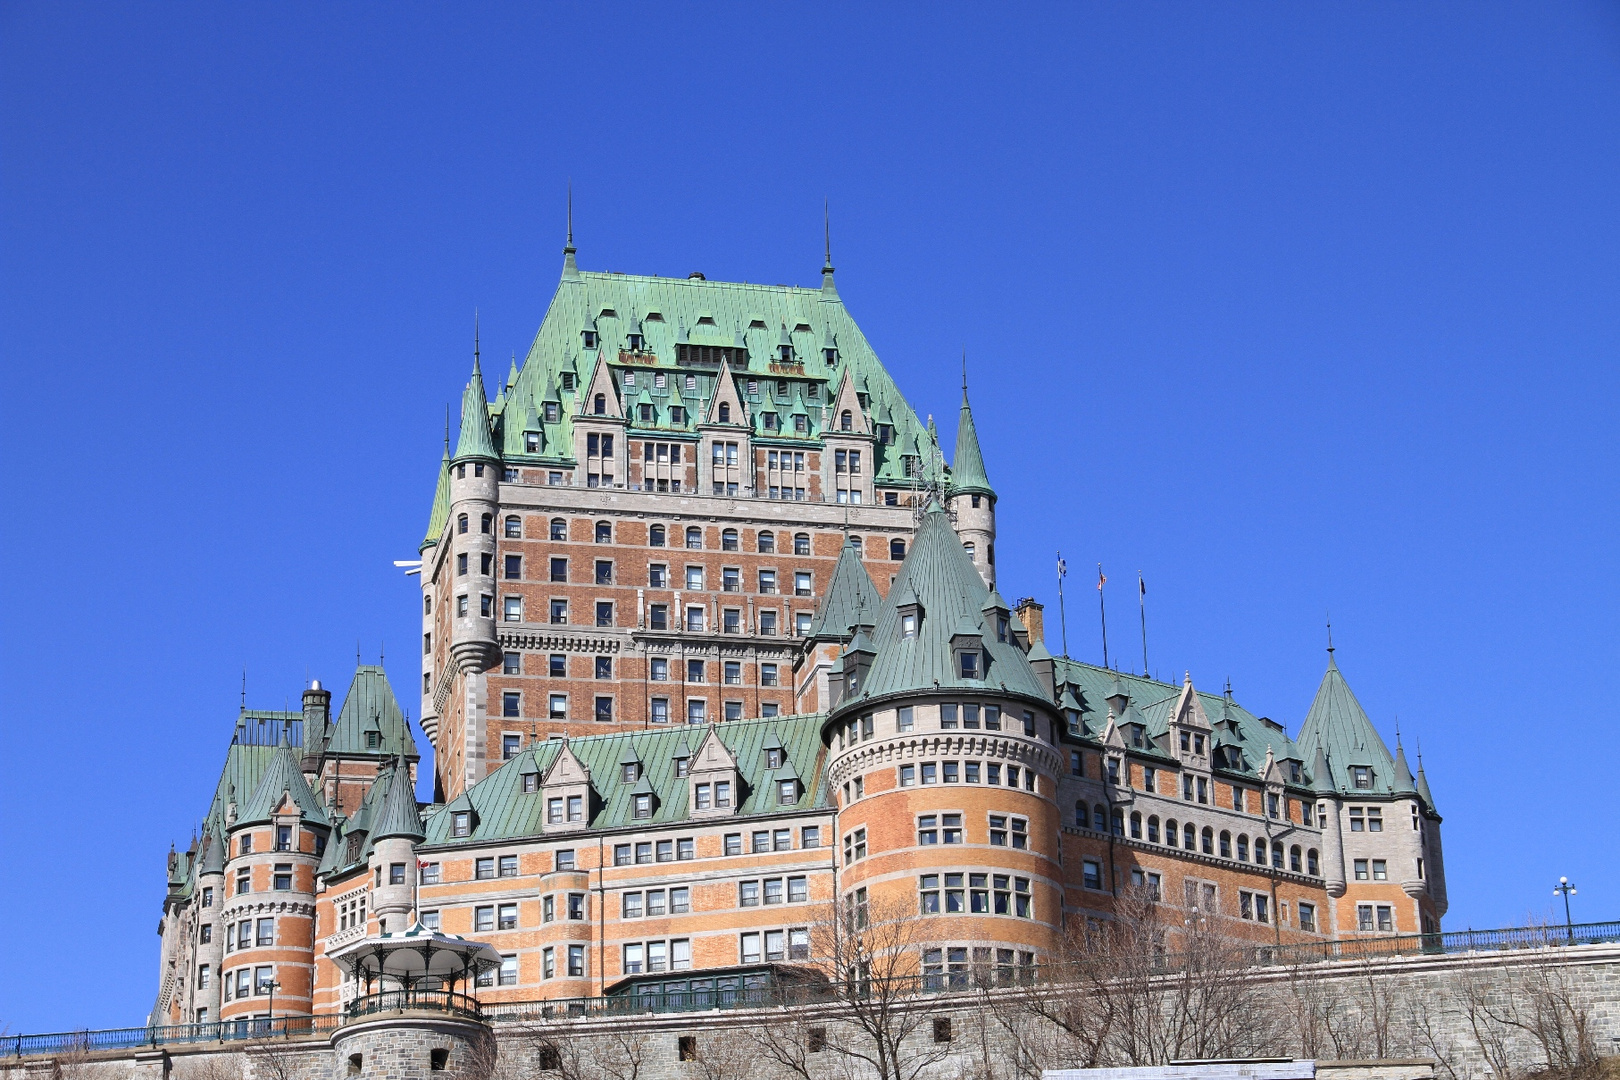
[583,330,598,349]
[451,811,471,837]
[593,394,607,415]
[545,402,559,422]
[1130,726,1144,749]
[959,651,980,679]
[778,779,798,805]
[632,794,652,820]
[622,762,641,783]
[780,343,793,362]
[1180,732,1191,753]
[673,757,689,778]
[840,410,853,431]
[1194,734,1205,755]
[997,617,1008,643]
[1350,766,1373,789]
[824,347,837,365]
[525,432,540,452]
[766,749,784,769]
[561,372,576,391]
[1289,762,1302,784]
[522,773,539,793]
[365,731,381,750]
[627,333,643,351]
[901,613,917,639]
[719,403,731,423]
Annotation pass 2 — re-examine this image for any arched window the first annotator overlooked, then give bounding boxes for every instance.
[963,541,976,560]
[890,538,906,560]
[503,515,521,539]
[793,533,811,555]
[1237,835,1249,861]
[1289,845,1302,873]
[1201,827,1214,855]
[593,394,607,415]
[649,524,665,547]
[1184,823,1196,849]
[685,526,703,549]
[1147,816,1160,843]
[550,518,567,541]
[1270,843,1283,870]
[1219,830,1232,858]
[850,535,863,553]
[595,521,612,544]
[457,513,468,535]
[1109,809,1124,836]
[1130,812,1142,839]
[719,403,731,423]
[1165,820,1178,848]
[1307,848,1320,876]
[480,513,492,535]
[1092,804,1107,831]
[721,529,739,551]
[757,531,775,553]
[1075,801,1087,828]
[840,410,852,431]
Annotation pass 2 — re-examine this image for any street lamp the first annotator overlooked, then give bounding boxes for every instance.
[1553,877,1577,944]
[266,979,282,1037]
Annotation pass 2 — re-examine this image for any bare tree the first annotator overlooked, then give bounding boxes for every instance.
[685,1024,760,1080]
[1448,940,1601,1080]
[742,1009,827,1080]
[506,1022,658,1080]
[802,891,952,1080]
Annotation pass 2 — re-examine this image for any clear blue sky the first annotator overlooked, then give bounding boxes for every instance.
[2,3,1616,1033]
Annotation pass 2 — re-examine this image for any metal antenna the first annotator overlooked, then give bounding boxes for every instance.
[1326,614,1334,656]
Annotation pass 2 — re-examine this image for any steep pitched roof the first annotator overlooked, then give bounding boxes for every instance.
[849,503,1047,706]
[805,538,879,641]
[1293,655,1398,796]
[421,439,452,550]
[370,762,425,843]
[949,388,993,497]
[453,358,499,462]
[325,665,419,760]
[237,739,328,827]
[418,716,830,846]
[497,265,929,484]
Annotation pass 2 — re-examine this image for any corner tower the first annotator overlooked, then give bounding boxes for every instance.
[948,382,996,588]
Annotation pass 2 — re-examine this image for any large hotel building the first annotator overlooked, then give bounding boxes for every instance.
[151,231,1448,1026]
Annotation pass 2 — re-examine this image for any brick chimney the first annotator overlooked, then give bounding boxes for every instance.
[1013,598,1044,646]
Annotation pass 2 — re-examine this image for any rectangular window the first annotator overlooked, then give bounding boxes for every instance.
[420,862,440,884]
[567,945,585,977]
[255,918,274,946]
[724,833,742,856]
[475,906,494,932]
[498,903,517,930]
[1299,903,1317,932]
[498,855,518,878]
[555,849,575,871]
[272,864,292,891]
[475,858,495,880]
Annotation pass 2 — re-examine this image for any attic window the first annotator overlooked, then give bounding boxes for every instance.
[779,343,793,362]
[749,319,767,329]
[525,433,540,453]
[959,651,980,679]
[877,424,893,445]
[824,347,837,365]
[1289,762,1301,784]
[583,330,598,349]
[674,756,689,778]
[719,403,731,422]
[1351,766,1373,789]
[793,323,811,334]
[901,613,917,639]
[600,309,618,319]
[766,748,784,769]
[365,731,381,750]
[544,403,559,423]
[623,372,636,390]
[632,794,652,820]
[522,773,539,793]
[622,762,641,783]
[696,316,716,326]
[451,811,471,837]
[840,410,853,431]
[561,373,576,392]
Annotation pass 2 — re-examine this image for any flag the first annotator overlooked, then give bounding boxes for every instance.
[1056,554,1067,579]
[1139,575,1146,597]
[1097,567,1107,591]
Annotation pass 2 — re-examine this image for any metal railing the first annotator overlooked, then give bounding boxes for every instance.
[10,921,1619,1058]
[345,990,483,1021]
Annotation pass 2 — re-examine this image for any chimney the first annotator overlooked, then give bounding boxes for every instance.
[1014,598,1044,646]
[302,680,332,769]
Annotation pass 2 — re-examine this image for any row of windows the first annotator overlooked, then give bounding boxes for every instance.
[1078,802,1324,876]
[836,703,1041,749]
[231,863,296,896]
[918,873,1032,918]
[895,760,1039,792]
[621,888,691,917]
[222,917,276,951]
[511,557,822,596]
[471,594,817,637]
[922,947,1035,992]
[504,519,910,562]
[741,928,810,964]
[738,876,810,907]
[623,938,693,974]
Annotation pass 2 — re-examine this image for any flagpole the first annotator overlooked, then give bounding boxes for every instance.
[1138,572,1149,677]
[1056,552,1070,658]
[1098,564,1110,670]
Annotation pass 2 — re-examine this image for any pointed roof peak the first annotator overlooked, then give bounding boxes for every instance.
[372,761,425,842]
[950,378,993,498]
[820,198,839,300]
[562,182,579,279]
[454,347,499,462]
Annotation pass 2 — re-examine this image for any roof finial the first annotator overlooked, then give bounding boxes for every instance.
[823,198,831,269]
[473,309,480,372]
[961,348,968,397]
[444,403,451,453]
[562,182,579,277]
[1326,613,1334,655]
[241,667,247,711]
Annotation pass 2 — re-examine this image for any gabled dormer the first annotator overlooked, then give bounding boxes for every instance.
[540,742,593,834]
[617,743,643,785]
[829,370,870,436]
[578,354,623,420]
[688,726,739,818]
[980,589,1012,645]
[1168,673,1213,769]
[840,627,877,703]
[1058,685,1083,737]
[1260,746,1287,821]
[949,612,986,681]
[892,580,922,640]
[772,757,803,807]
[702,363,748,428]
[1099,714,1130,796]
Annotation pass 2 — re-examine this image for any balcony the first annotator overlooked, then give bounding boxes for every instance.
[344,989,484,1023]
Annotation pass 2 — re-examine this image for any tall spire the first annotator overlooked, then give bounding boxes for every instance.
[820,198,839,299]
[949,356,994,498]
[453,323,499,462]
[562,182,580,279]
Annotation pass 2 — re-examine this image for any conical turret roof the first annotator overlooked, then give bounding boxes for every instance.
[950,388,993,497]
[1415,762,1437,812]
[1294,655,1397,796]
[198,826,226,875]
[237,738,328,827]
[421,439,452,549]
[326,665,419,760]
[843,503,1046,707]
[454,358,499,461]
[806,538,879,641]
[370,761,425,843]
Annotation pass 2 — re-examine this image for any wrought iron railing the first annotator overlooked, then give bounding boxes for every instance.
[9,920,1619,1058]
[345,990,483,1021]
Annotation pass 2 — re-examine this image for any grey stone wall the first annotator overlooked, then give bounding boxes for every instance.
[11,944,1617,1080]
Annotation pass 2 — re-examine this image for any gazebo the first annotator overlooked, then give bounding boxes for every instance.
[328,922,502,1020]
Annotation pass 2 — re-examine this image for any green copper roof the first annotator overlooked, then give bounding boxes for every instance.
[198,826,226,876]
[843,503,1047,708]
[370,762,426,843]
[420,715,831,846]
[454,358,499,462]
[202,743,282,838]
[325,665,419,760]
[806,538,879,641]
[1293,655,1399,797]
[949,388,993,498]
[1415,763,1437,812]
[237,739,329,827]
[490,262,930,485]
[422,441,451,550]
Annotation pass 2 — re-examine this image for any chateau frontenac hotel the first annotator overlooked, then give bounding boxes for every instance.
[151,231,1448,1029]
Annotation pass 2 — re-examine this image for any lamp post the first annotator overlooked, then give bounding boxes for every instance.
[1553,877,1577,944]
[266,979,281,1037]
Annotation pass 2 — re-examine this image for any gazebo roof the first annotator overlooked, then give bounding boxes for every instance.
[327,922,501,981]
